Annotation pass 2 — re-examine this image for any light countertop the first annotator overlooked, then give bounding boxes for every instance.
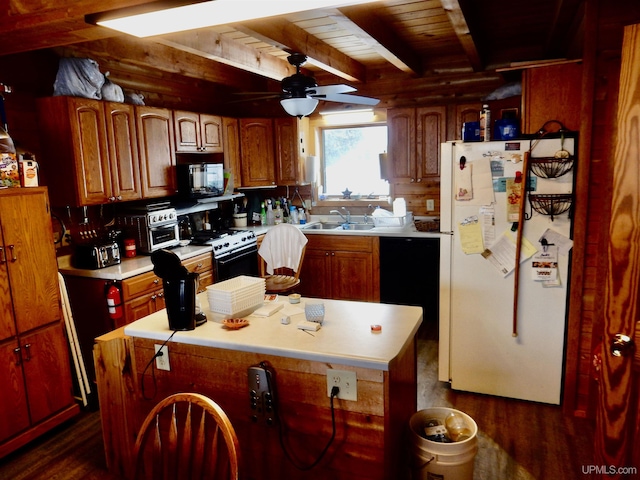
[123,294,423,371]
[57,244,212,280]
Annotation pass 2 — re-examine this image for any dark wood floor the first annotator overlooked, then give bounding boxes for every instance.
[0,320,594,480]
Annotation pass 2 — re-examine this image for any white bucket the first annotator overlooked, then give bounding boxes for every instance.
[409,408,478,480]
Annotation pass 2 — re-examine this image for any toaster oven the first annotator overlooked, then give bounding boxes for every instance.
[116,206,180,254]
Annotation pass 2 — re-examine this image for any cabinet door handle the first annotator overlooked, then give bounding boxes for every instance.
[0,246,5,264]
[13,347,22,366]
[23,343,31,361]
[153,279,159,285]
[8,245,17,262]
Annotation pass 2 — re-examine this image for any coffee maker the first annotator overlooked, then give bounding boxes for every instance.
[151,249,206,330]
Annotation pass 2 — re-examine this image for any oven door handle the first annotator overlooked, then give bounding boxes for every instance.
[216,246,258,267]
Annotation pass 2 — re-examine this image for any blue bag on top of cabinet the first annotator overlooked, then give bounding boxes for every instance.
[53,58,105,100]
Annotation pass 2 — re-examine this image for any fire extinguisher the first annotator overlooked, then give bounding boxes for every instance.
[105,282,123,320]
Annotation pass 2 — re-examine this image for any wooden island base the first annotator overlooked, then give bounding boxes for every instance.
[94,326,418,480]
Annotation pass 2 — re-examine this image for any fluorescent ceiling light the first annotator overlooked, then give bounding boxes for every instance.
[319,108,375,124]
[89,0,379,38]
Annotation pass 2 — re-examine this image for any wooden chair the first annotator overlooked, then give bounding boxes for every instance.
[258,223,308,294]
[133,392,240,480]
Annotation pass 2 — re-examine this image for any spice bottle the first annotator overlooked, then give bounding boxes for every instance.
[480,104,491,142]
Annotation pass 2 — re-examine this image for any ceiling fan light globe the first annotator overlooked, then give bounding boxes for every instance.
[280,97,318,118]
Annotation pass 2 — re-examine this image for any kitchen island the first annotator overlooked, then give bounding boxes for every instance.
[94,294,422,480]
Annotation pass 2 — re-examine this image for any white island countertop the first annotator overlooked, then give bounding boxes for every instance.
[124,294,423,371]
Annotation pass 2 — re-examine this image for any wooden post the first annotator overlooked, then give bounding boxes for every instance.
[93,328,139,479]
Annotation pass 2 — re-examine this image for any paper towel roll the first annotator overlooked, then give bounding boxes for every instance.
[305,156,318,184]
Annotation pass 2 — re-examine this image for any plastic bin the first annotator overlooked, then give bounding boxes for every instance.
[409,407,478,480]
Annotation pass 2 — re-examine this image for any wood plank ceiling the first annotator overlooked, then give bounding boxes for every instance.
[0,0,585,115]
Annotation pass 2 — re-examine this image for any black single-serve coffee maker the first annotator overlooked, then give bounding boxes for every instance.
[151,249,207,330]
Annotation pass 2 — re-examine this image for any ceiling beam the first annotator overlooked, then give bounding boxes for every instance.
[439,0,483,72]
[155,29,295,81]
[332,6,423,77]
[0,0,158,55]
[60,36,269,92]
[237,17,367,83]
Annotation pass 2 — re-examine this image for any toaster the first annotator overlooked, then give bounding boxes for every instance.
[73,242,122,269]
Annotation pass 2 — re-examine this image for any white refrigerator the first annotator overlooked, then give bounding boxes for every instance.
[438,135,576,404]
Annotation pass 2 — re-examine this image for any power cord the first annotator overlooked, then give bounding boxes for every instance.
[260,359,339,471]
[140,330,176,400]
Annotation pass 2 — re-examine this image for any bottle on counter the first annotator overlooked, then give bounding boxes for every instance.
[260,202,267,226]
[289,205,299,224]
[480,104,491,142]
[266,201,275,226]
[274,201,283,225]
[298,208,306,225]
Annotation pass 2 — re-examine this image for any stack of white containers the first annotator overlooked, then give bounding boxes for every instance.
[206,276,266,319]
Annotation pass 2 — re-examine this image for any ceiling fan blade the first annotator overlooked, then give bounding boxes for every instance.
[232,91,281,95]
[309,84,356,95]
[315,93,380,106]
[227,94,281,104]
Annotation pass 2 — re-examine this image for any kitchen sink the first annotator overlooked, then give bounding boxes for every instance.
[302,222,375,231]
[337,223,376,230]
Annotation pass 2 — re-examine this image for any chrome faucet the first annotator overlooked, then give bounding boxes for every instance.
[330,207,351,224]
[363,204,374,224]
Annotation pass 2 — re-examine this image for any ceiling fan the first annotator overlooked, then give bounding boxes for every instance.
[236,53,380,118]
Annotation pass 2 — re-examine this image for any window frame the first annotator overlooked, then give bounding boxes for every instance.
[318,122,389,198]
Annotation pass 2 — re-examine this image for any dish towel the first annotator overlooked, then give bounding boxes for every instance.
[258,224,308,275]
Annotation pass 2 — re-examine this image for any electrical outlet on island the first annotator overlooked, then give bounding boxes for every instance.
[326,368,357,401]
[155,344,170,371]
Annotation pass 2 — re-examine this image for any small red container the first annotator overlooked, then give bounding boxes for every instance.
[124,238,137,258]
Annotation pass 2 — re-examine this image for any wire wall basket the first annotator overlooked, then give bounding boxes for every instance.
[528,193,573,221]
[529,155,575,178]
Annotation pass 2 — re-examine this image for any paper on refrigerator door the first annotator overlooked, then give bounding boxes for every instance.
[481,230,536,277]
[531,246,558,282]
[457,215,484,254]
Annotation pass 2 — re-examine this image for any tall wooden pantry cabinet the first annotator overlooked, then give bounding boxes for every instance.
[0,187,79,458]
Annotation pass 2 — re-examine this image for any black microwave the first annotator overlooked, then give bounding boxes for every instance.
[177,163,224,198]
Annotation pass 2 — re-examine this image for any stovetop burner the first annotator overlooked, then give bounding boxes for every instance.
[191,229,257,257]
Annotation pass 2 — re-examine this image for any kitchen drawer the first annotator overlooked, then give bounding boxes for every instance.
[304,234,376,253]
[121,270,161,300]
[183,252,213,274]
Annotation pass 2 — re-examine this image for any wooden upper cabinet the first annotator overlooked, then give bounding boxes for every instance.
[387,107,416,182]
[104,102,142,202]
[174,110,223,153]
[240,118,275,187]
[222,117,241,188]
[454,103,482,140]
[274,117,302,185]
[37,97,142,205]
[389,106,444,182]
[522,62,582,134]
[416,106,446,179]
[136,106,177,198]
[37,96,111,206]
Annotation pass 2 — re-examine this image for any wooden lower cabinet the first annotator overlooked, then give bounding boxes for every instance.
[95,331,416,480]
[298,235,380,302]
[0,323,79,458]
